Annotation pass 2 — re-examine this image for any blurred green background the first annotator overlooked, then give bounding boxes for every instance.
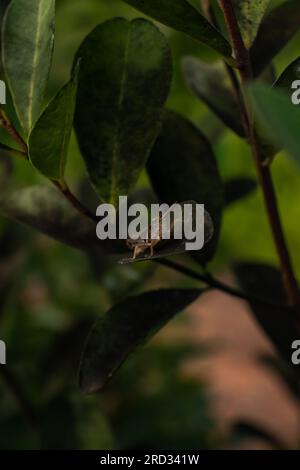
[0,0,300,449]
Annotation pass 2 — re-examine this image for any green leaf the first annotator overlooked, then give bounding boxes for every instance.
[234,263,299,364]
[0,152,13,190]
[0,185,128,255]
[79,289,202,393]
[0,142,24,159]
[182,56,245,137]
[0,0,10,65]
[122,0,232,58]
[232,0,270,48]
[224,178,257,207]
[0,185,96,249]
[274,56,300,93]
[28,67,79,182]
[251,0,300,77]
[147,110,223,262]
[2,0,55,134]
[254,65,291,158]
[248,84,300,166]
[74,18,172,205]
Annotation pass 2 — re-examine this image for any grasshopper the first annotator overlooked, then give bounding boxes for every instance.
[125,208,164,260]
[119,201,213,264]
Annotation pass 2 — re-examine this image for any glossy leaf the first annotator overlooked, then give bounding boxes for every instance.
[2,0,55,133]
[79,289,202,393]
[0,0,10,65]
[274,56,300,93]
[234,263,299,363]
[248,84,300,167]
[224,178,257,207]
[182,56,245,137]
[147,110,223,262]
[232,0,270,48]
[0,186,96,249]
[0,142,24,160]
[74,18,171,205]
[123,0,232,58]
[0,186,128,255]
[251,0,300,77]
[28,67,79,182]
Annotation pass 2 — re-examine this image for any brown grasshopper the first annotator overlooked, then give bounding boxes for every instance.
[125,210,163,260]
[119,201,213,264]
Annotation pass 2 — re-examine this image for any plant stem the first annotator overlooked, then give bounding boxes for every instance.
[0,108,28,154]
[53,180,97,222]
[0,109,96,223]
[219,0,300,309]
[201,1,250,136]
[156,258,290,310]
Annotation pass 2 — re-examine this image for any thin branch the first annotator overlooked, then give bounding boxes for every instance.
[201,1,250,137]
[219,0,300,310]
[0,110,96,223]
[155,258,291,310]
[52,180,97,222]
[0,108,28,154]
[0,116,96,224]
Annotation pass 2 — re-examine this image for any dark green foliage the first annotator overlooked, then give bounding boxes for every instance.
[249,84,300,166]
[1,0,300,451]
[147,110,223,262]
[79,289,201,393]
[182,56,245,136]
[123,0,232,58]
[275,56,300,91]
[74,18,172,205]
[2,0,55,133]
[232,0,270,48]
[28,66,79,182]
[224,178,257,206]
[234,263,299,364]
[251,0,300,76]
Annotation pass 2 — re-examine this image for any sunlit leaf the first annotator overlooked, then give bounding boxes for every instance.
[232,0,270,48]
[28,66,79,182]
[2,0,55,133]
